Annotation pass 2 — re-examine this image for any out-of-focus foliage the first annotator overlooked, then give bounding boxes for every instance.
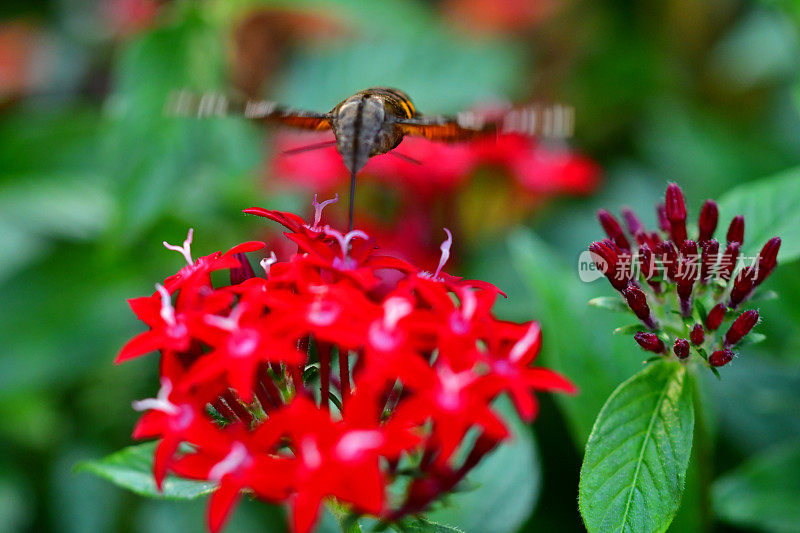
[2,0,800,531]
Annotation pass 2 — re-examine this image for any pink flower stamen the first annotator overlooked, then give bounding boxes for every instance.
[310,194,339,230]
[335,430,384,462]
[260,251,278,275]
[131,377,179,415]
[508,322,541,363]
[433,228,453,280]
[382,297,413,330]
[204,304,246,331]
[208,442,252,482]
[155,283,175,326]
[163,228,195,265]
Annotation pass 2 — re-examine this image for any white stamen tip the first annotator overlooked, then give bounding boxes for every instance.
[508,322,541,363]
[163,228,195,265]
[132,378,179,415]
[312,193,339,229]
[260,251,278,275]
[155,283,176,325]
[433,228,453,280]
[208,442,251,482]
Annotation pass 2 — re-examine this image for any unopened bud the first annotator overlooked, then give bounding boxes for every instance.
[673,338,690,359]
[729,266,755,308]
[690,323,704,345]
[621,207,644,236]
[706,303,726,331]
[665,183,688,244]
[719,242,740,281]
[657,203,670,233]
[700,239,719,284]
[598,210,631,250]
[726,215,745,245]
[624,286,657,329]
[698,200,718,244]
[230,252,256,285]
[658,241,678,281]
[634,332,666,353]
[589,240,629,292]
[724,309,759,347]
[709,348,734,367]
[755,237,781,286]
[677,240,698,315]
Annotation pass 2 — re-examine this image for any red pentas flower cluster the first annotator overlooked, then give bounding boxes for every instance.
[588,183,780,373]
[117,196,574,532]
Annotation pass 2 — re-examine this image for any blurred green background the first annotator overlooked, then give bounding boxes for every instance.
[2,0,800,531]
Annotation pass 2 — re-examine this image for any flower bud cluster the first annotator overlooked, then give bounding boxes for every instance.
[117,197,574,532]
[588,183,779,372]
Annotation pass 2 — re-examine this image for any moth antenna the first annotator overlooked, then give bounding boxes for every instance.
[282,140,338,156]
[389,151,422,165]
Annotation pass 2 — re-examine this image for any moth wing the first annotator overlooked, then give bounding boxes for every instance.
[396,115,495,142]
[397,105,574,141]
[165,90,332,130]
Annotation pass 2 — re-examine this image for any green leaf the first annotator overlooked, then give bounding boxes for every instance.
[426,399,540,533]
[589,296,629,313]
[579,360,695,533]
[76,442,215,500]
[712,441,800,533]
[614,324,648,335]
[395,517,465,532]
[717,166,800,263]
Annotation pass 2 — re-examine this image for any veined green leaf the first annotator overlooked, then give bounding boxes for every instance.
[76,442,215,500]
[579,360,694,533]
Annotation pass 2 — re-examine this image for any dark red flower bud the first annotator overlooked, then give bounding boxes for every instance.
[706,303,726,331]
[665,183,688,244]
[624,286,658,329]
[698,200,718,244]
[724,309,759,347]
[598,209,631,250]
[621,207,644,236]
[680,239,698,258]
[700,239,719,284]
[677,240,698,315]
[709,348,734,367]
[230,252,256,285]
[589,240,617,269]
[690,323,704,345]
[656,203,670,233]
[755,237,781,285]
[726,215,745,244]
[589,240,629,292]
[719,241,740,281]
[729,266,755,308]
[638,244,661,293]
[658,241,678,281]
[634,332,666,353]
[673,338,690,359]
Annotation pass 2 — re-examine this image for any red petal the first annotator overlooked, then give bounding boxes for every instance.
[153,437,180,490]
[115,331,162,363]
[291,490,323,533]
[524,367,577,394]
[224,241,266,256]
[208,479,242,533]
